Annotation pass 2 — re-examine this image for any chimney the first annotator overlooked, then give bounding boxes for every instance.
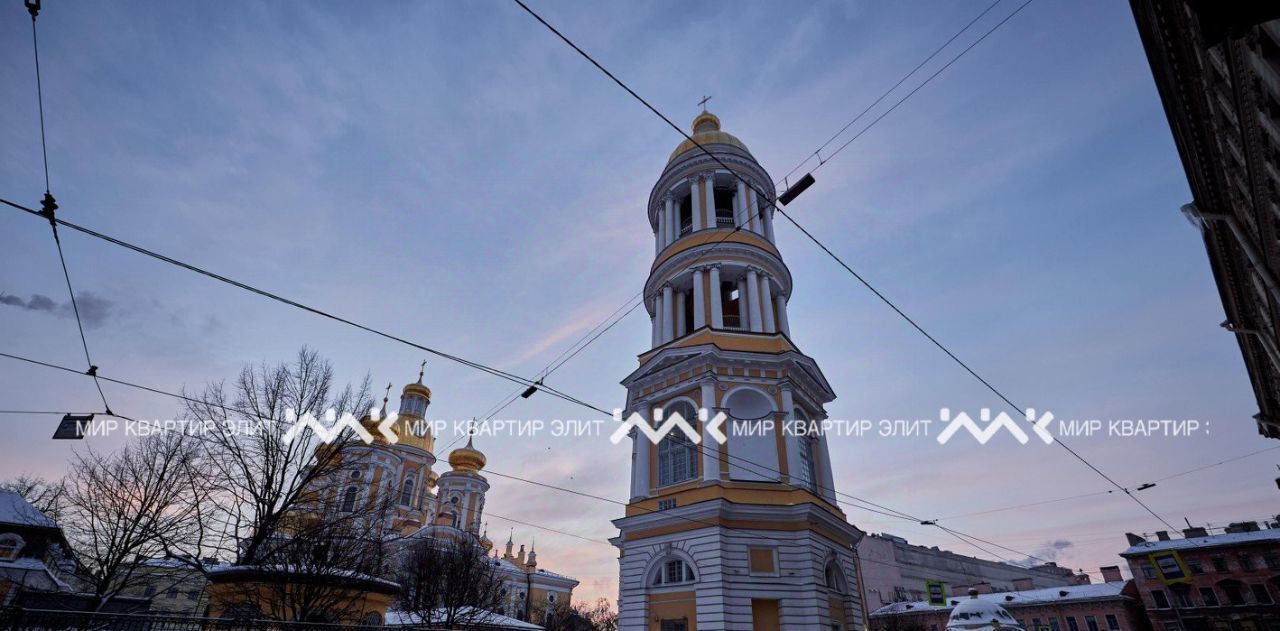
[1073,570,1092,585]
[1100,566,1123,582]
[1182,527,1208,538]
[1155,531,1170,541]
[1012,578,1033,591]
[1226,521,1260,533]
[1125,532,1146,546]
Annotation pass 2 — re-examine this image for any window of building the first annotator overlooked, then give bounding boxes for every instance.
[713,187,736,226]
[400,393,428,418]
[660,620,688,631]
[1172,585,1193,607]
[1199,586,1219,606]
[652,558,696,586]
[749,547,776,574]
[824,560,847,593]
[400,475,415,506]
[1105,614,1120,630]
[657,402,698,486]
[1141,565,1157,579]
[678,194,693,235]
[548,593,556,603]
[1067,616,1080,631]
[1049,619,1061,631]
[1220,581,1246,605]
[1212,556,1229,572]
[1187,558,1204,574]
[340,486,357,512]
[1250,583,1273,604]
[0,534,24,560]
[798,434,818,493]
[1085,615,1100,631]
[1264,553,1280,570]
[1162,623,1181,631]
[1239,554,1256,571]
[657,498,676,511]
[1151,590,1170,609]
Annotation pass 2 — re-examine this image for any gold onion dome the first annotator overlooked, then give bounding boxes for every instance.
[668,111,751,163]
[449,435,486,472]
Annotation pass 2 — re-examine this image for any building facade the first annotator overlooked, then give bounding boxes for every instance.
[1128,1,1280,438]
[868,580,1144,631]
[612,111,865,630]
[1120,522,1280,631]
[858,533,1083,610]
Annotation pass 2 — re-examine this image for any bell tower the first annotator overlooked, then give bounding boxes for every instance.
[612,112,865,630]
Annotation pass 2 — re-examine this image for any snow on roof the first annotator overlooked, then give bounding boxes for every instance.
[0,557,73,591]
[1121,528,1280,556]
[490,556,578,585]
[385,607,543,630]
[0,490,57,528]
[870,581,1130,617]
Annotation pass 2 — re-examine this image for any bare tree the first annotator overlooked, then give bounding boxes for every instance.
[179,347,397,621]
[60,430,206,610]
[538,598,619,631]
[395,537,504,629]
[0,475,66,523]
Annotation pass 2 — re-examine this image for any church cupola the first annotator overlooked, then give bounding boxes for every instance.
[434,434,489,535]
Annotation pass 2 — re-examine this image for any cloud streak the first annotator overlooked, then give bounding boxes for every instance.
[0,292,113,329]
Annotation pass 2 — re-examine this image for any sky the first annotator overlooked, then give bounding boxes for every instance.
[1,0,1277,607]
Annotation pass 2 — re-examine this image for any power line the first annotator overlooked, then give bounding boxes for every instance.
[776,0,1007,186]
[0,196,608,417]
[507,0,1175,531]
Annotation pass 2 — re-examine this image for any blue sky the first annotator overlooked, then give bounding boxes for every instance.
[1,0,1275,604]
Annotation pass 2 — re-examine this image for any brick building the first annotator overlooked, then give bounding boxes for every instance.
[1120,522,1280,631]
[868,578,1145,631]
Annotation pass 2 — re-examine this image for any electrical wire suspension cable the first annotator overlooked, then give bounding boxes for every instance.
[509,0,1177,532]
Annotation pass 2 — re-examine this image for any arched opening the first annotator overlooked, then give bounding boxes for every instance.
[725,388,779,482]
[400,475,416,506]
[678,194,693,235]
[657,400,699,486]
[722,280,744,329]
[340,486,358,512]
[650,556,697,587]
[713,186,736,226]
[825,558,848,593]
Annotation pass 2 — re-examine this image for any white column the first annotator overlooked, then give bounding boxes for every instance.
[762,202,775,243]
[631,403,652,499]
[737,278,750,330]
[650,314,659,347]
[735,181,748,228]
[747,189,760,233]
[653,294,664,346]
[692,268,706,330]
[661,285,674,342]
[690,179,703,231]
[675,290,687,337]
[664,194,675,246]
[709,265,723,329]
[700,380,718,483]
[760,274,776,333]
[817,421,837,503]
[703,173,716,228]
[746,269,763,333]
[775,294,789,336]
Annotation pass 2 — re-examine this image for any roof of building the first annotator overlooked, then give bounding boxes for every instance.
[0,490,57,528]
[667,111,752,163]
[385,607,543,630]
[1121,528,1280,556]
[871,581,1131,617]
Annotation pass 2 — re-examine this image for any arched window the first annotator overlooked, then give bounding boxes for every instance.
[825,559,847,593]
[651,557,697,586]
[658,401,698,486]
[400,475,416,506]
[400,393,428,418]
[360,612,382,626]
[340,487,357,512]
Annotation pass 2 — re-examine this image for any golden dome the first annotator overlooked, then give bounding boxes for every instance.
[448,435,486,472]
[403,381,431,400]
[479,533,494,552]
[668,111,751,163]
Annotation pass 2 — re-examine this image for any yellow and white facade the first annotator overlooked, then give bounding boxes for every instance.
[613,112,866,630]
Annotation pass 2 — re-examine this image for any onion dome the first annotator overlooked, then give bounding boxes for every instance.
[946,589,1024,631]
[479,526,494,552]
[668,111,752,163]
[448,435,486,472]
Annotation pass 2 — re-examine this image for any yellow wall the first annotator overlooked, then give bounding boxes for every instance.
[648,590,697,631]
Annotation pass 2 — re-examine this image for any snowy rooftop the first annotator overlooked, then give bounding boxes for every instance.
[0,490,57,528]
[386,607,543,630]
[1121,528,1280,556]
[870,581,1130,617]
